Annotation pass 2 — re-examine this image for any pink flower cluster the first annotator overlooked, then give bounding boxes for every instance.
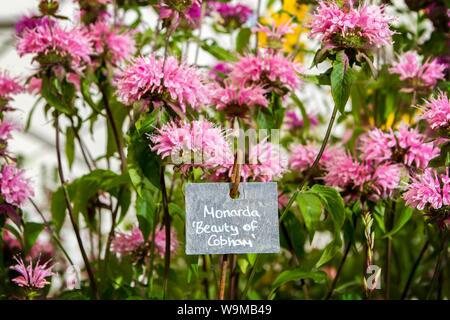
[151,120,232,169]
[255,21,297,42]
[323,150,403,200]
[111,227,145,254]
[389,51,446,90]
[211,1,253,28]
[242,140,288,182]
[230,51,302,95]
[157,0,202,31]
[15,15,54,37]
[213,84,267,116]
[88,19,136,65]
[0,164,34,207]
[359,126,439,169]
[309,1,394,49]
[403,168,450,210]
[421,92,450,130]
[0,120,18,142]
[2,227,54,261]
[153,226,179,258]
[209,62,232,84]
[111,226,179,257]
[117,55,211,113]
[289,143,321,173]
[10,256,54,290]
[17,20,92,70]
[284,110,319,130]
[0,72,23,99]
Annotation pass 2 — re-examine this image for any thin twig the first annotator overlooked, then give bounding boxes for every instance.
[54,115,98,299]
[30,199,74,266]
[218,254,229,300]
[100,82,127,173]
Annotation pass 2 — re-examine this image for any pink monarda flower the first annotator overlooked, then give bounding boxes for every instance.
[403,168,449,210]
[0,71,23,99]
[389,51,446,90]
[27,77,42,95]
[157,0,202,31]
[421,91,450,130]
[111,227,145,254]
[242,140,288,182]
[17,21,92,70]
[0,164,34,207]
[117,55,211,114]
[88,19,136,65]
[289,144,319,173]
[359,126,439,169]
[323,151,371,191]
[2,229,22,251]
[213,84,267,116]
[371,163,403,199]
[396,125,440,169]
[284,110,319,130]
[10,256,54,290]
[230,51,302,95]
[209,62,232,84]
[309,1,394,50]
[255,20,297,42]
[211,1,253,29]
[359,128,394,163]
[0,120,18,142]
[154,226,179,258]
[15,15,54,36]
[151,120,232,169]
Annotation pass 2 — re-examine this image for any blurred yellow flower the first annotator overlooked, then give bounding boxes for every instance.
[258,0,309,60]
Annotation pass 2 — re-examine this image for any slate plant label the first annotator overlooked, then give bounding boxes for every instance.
[185,182,281,255]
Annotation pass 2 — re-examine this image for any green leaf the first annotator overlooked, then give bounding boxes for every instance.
[201,40,237,61]
[291,93,310,131]
[382,207,413,239]
[236,27,251,54]
[65,127,75,169]
[269,269,327,299]
[168,203,185,219]
[296,192,323,238]
[310,184,345,232]
[127,131,161,192]
[80,78,100,113]
[331,51,355,113]
[51,188,67,233]
[23,222,45,252]
[41,76,74,115]
[315,240,341,268]
[309,185,346,267]
[136,189,156,240]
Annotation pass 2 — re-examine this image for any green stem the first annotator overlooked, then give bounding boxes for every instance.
[426,233,448,300]
[55,115,98,299]
[240,255,261,300]
[325,238,353,300]
[160,165,171,299]
[401,240,429,299]
[280,102,339,222]
[384,201,394,299]
[30,199,74,266]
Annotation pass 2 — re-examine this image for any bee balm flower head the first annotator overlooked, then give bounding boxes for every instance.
[117,55,212,114]
[309,1,394,50]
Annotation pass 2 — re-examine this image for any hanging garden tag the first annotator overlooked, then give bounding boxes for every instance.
[185,182,280,255]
